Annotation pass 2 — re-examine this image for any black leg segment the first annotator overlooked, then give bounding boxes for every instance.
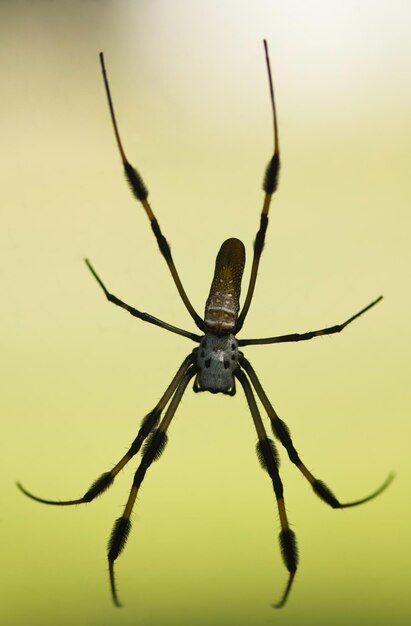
[108,364,197,607]
[17,356,194,507]
[240,355,394,508]
[236,41,280,332]
[239,296,383,346]
[99,53,204,331]
[85,259,201,342]
[235,367,298,608]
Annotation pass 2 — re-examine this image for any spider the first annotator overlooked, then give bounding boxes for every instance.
[18,41,393,608]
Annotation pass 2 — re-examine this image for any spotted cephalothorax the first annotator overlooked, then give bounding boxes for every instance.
[196,333,239,393]
[18,41,392,612]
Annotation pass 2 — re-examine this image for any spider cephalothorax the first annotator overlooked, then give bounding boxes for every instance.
[195,332,239,394]
[18,41,393,609]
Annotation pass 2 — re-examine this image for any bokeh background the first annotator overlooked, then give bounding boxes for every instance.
[1,1,410,625]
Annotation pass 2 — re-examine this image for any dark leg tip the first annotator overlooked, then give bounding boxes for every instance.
[109,559,123,608]
[272,570,296,609]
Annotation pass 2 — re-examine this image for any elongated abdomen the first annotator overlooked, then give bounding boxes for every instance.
[204,238,245,333]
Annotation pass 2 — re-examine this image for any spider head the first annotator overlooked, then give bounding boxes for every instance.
[196,333,239,393]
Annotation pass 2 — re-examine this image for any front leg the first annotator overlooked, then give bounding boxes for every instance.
[239,296,382,346]
[85,259,201,342]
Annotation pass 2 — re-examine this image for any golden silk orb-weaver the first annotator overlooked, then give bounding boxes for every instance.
[18,41,393,608]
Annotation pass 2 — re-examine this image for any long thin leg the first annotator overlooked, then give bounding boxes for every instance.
[235,368,298,609]
[108,364,197,607]
[239,296,383,346]
[240,355,394,507]
[17,355,195,506]
[99,53,204,331]
[85,259,201,342]
[236,40,280,332]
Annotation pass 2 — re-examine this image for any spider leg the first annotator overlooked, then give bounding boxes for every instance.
[235,368,298,609]
[236,40,280,331]
[108,364,197,607]
[99,53,204,331]
[238,296,382,346]
[85,259,201,342]
[17,355,194,506]
[240,355,394,508]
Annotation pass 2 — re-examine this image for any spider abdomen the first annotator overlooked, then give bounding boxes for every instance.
[204,238,245,333]
[197,332,239,393]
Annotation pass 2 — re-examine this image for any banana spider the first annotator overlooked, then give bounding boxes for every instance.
[18,41,393,608]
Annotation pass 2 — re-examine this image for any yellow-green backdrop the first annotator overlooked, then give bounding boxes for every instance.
[1,1,410,625]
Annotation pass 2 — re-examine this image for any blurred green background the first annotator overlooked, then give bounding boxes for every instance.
[1,1,410,625]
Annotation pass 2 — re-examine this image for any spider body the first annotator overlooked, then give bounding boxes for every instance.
[17,41,393,610]
[195,236,244,394]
